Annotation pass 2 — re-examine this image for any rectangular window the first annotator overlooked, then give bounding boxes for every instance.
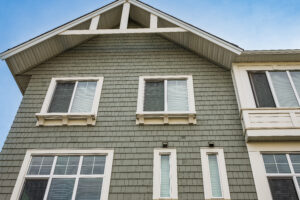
[137,76,196,124]
[153,149,178,199]
[201,148,230,200]
[11,150,113,200]
[37,77,103,126]
[262,153,300,200]
[249,71,300,108]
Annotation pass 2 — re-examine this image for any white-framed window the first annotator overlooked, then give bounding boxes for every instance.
[249,70,300,108]
[10,149,114,200]
[153,149,178,200]
[136,75,196,125]
[262,153,300,199]
[36,77,104,126]
[200,148,230,200]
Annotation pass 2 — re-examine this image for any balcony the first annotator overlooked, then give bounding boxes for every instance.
[241,108,300,141]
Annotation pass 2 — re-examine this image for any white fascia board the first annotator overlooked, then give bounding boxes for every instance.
[0,0,125,60]
[129,0,243,55]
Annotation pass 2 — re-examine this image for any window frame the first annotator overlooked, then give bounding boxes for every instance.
[136,75,196,125]
[249,70,300,108]
[36,77,104,126]
[153,149,178,200]
[200,148,230,200]
[263,153,300,199]
[11,149,114,200]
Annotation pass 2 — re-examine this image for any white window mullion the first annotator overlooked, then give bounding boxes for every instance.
[68,81,78,113]
[164,80,168,112]
[287,71,300,106]
[71,156,83,200]
[43,156,57,200]
[266,71,280,107]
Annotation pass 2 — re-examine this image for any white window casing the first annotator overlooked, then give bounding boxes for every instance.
[200,148,231,200]
[10,149,114,200]
[153,149,178,200]
[232,63,300,141]
[136,75,196,125]
[36,77,104,126]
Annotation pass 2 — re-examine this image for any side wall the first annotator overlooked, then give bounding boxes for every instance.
[0,34,257,200]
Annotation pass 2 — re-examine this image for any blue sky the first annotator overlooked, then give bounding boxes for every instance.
[0,0,300,150]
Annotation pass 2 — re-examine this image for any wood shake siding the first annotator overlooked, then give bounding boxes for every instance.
[0,34,257,199]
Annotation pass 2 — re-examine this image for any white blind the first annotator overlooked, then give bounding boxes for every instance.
[71,81,97,113]
[167,80,189,111]
[160,155,170,197]
[75,178,103,200]
[269,72,299,107]
[47,178,75,200]
[208,154,222,198]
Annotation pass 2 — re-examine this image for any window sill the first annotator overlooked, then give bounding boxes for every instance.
[241,108,300,141]
[136,112,196,125]
[36,113,96,126]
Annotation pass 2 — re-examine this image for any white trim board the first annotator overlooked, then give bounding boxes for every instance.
[10,149,114,200]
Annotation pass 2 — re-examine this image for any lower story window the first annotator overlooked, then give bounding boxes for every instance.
[263,153,300,200]
[12,150,114,200]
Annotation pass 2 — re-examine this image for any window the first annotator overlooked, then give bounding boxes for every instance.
[11,149,114,200]
[249,71,300,108]
[153,149,178,199]
[36,77,103,126]
[137,76,196,124]
[201,148,230,200]
[262,153,300,200]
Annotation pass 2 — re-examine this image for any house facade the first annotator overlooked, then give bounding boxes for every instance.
[0,0,299,200]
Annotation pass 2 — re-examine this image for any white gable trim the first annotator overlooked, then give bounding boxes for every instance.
[0,0,242,60]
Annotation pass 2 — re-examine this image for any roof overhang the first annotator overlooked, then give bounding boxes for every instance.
[1,0,245,94]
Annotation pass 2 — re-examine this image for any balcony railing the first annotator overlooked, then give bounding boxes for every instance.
[241,108,300,141]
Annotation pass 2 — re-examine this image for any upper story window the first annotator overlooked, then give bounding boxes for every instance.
[249,71,300,108]
[262,153,300,200]
[11,149,114,200]
[36,77,103,126]
[136,75,196,125]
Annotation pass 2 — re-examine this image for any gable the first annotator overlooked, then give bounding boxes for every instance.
[0,0,243,94]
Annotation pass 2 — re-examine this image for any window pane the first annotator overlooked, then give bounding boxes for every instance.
[160,155,170,197]
[167,80,189,111]
[48,82,75,113]
[290,154,300,173]
[297,177,300,187]
[144,81,164,111]
[268,178,299,200]
[208,154,222,198]
[54,156,80,175]
[291,71,300,97]
[71,81,97,113]
[47,178,75,200]
[19,179,48,200]
[81,156,106,175]
[262,154,291,173]
[27,156,54,175]
[249,72,276,107]
[75,178,103,200]
[269,71,299,107]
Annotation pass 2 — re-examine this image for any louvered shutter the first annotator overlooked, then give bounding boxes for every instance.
[160,155,170,197]
[249,72,276,107]
[208,154,222,198]
[290,71,300,97]
[144,81,164,111]
[75,178,103,200]
[20,179,48,200]
[269,72,299,107]
[71,81,97,113]
[268,178,299,200]
[47,178,75,200]
[48,83,75,112]
[167,80,189,111]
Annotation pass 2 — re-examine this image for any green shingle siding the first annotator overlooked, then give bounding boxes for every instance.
[0,33,257,200]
